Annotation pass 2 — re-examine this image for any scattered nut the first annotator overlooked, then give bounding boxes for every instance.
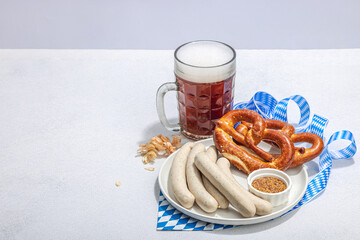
[172,135,181,148]
[138,134,182,164]
[142,151,157,164]
[145,167,155,171]
[115,180,121,187]
[163,141,176,155]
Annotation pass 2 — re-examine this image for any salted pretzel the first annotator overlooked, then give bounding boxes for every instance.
[263,119,324,168]
[214,109,274,162]
[240,119,324,168]
[214,109,295,174]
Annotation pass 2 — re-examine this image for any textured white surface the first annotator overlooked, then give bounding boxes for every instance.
[0,49,359,239]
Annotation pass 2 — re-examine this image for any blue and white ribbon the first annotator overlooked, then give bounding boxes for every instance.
[157,91,356,231]
[233,91,326,135]
[291,130,356,211]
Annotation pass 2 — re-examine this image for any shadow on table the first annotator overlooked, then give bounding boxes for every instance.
[209,209,299,235]
[302,155,354,179]
[153,177,160,203]
[332,157,355,169]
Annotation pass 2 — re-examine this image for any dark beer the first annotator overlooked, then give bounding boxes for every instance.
[177,75,235,139]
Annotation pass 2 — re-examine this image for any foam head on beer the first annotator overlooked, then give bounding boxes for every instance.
[175,41,236,83]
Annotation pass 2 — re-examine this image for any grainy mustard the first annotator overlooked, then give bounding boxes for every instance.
[252,176,287,193]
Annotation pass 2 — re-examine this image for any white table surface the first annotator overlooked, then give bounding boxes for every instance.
[0,49,359,240]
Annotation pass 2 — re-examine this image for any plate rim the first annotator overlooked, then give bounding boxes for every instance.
[158,138,308,225]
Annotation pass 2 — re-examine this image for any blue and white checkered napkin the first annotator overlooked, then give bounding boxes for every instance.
[157,91,357,231]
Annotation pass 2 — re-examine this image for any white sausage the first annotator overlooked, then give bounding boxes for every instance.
[202,146,229,209]
[216,157,273,216]
[186,143,218,213]
[170,142,195,208]
[205,145,218,161]
[194,152,256,217]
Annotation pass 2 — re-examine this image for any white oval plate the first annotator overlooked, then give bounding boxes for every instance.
[158,138,308,225]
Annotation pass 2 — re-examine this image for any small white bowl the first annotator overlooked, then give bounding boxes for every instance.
[247,168,292,207]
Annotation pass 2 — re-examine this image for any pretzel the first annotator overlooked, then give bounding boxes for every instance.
[214,110,295,174]
[241,119,324,168]
[214,109,274,162]
[263,119,324,168]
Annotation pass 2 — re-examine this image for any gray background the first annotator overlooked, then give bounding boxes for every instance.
[0,0,360,49]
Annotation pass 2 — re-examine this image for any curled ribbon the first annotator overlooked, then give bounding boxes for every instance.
[292,130,357,211]
[233,91,357,211]
[233,91,327,136]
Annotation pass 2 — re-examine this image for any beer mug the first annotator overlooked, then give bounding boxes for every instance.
[156,40,236,140]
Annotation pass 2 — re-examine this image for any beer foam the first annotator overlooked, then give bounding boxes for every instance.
[175,41,236,83]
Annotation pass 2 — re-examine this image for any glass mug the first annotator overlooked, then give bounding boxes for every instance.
[156,40,236,140]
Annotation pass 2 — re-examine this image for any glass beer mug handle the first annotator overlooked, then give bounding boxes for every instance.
[156,82,181,132]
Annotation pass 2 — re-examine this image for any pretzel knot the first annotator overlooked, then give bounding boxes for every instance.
[262,119,324,168]
[213,109,324,174]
